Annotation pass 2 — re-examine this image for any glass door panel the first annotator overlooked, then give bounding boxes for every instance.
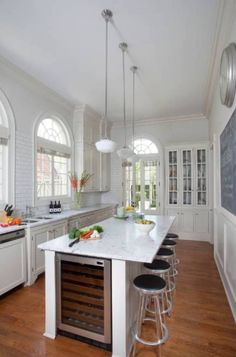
[196,149,207,205]
[168,150,178,205]
[182,149,193,206]
[142,159,158,213]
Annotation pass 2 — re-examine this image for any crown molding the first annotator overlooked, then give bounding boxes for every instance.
[112,113,207,128]
[0,54,74,112]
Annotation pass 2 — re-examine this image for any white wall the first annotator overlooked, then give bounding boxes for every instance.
[208,2,236,321]
[0,57,101,213]
[102,117,209,205]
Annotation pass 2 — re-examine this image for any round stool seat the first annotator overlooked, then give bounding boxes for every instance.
[157,247,173,257]
[133,274,166,292]
[144,259,170,271]
[166,233,179,239]
[162,239,177,246]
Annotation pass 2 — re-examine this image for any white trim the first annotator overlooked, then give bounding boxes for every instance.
[33,112,74,206]
[0,88,15,205]
[112,113,207,127]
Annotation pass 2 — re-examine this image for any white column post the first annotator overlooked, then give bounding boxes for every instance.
[112,259,127,357]
[44,250,57,339]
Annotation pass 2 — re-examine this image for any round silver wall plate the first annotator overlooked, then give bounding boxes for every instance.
[220,42,236,107]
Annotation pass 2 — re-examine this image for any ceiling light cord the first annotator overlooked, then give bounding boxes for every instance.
[123,49,126,147]
[104,18,108,138]
[132,68,135,150]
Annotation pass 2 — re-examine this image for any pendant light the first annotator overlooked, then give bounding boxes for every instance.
[95,9,117,153]
[117,42,134,160]
[128,66,138,164]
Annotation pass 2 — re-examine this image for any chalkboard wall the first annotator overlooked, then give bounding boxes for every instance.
[220,107,236,215]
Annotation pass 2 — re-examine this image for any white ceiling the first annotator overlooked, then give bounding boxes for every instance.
[0,0,221,121]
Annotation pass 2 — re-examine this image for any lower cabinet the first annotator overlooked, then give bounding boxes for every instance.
[27,206,115,285]
[28,220,67,285]
[167,208,211,241]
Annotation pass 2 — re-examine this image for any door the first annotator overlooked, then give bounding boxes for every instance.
[181,149,193,207]
[167,150,179,206]
[195,211,209,233]
[139,157,160,214]
[32,228,49,275]
[181,211,194,233]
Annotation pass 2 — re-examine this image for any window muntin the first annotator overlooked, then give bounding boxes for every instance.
[133,138,158,154]
[36,117,71,200]
[0,101,9,204]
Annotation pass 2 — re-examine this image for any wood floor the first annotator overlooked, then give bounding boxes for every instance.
[0,240,236,357]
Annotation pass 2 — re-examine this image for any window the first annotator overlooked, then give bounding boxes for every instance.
[133,138,158,154]
[0,100,10,204]
[124,138,160,212]
[36,118,71,199]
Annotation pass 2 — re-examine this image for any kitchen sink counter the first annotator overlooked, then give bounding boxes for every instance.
[0,204,115,235]
[39,215,175,263]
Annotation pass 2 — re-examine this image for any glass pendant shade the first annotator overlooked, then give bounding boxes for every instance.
[117,146,134,160]
[127,152,138,163]
[95,138,117,153]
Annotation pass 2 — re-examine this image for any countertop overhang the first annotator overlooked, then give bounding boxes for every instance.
[38,215,175,263]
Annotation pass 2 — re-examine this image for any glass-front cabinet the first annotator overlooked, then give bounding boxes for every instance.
[181,149,193,206]
[168,150,178,205]
[166,146,208,208]
[196,148,207,206]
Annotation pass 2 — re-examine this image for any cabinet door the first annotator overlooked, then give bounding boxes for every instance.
[195,148,208,206]
[68,217,80,231]
[167,150,179,206]
[181,211,194,233]
[33,229,49,275]
[167,209,180,232]
[195,211,209,233]
[53,221,67,238]
[181,149,193,207]
[100,153,111,191]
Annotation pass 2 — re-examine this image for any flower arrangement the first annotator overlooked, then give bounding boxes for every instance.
[69,170,93,208]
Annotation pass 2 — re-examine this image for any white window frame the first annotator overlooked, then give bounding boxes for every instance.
[123,137,164,214]
[0,90,15,206]
[34,114,74,206]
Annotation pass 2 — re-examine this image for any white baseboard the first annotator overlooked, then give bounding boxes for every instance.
[215,252,236,322]
[178,232,211,242]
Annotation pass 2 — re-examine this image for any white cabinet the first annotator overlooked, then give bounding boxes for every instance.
[73,105,110,192]
[166,144,211,241]
[194,211,209,233]
[166,145,209,208]
[48,220,67,239]
[167,208,211,241]
[28,220,67,285]
[68,215,80,231]
[0,238,26,295]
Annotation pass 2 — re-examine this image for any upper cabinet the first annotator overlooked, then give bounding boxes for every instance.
[166,144,208,208]
[73,105,111,192]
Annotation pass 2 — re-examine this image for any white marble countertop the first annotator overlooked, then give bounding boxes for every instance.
[0,204,115,236]
[38,215,175,263]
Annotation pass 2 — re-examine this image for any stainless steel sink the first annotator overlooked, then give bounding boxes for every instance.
[35,216,53,219]
[22,219,39,223]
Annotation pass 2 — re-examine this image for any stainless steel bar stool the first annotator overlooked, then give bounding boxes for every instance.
[144,259,173,315]
[165,233,179,240]
[132,274,169,356]
[165,233,180,264]
[162,239,179,271]
[156,247,177,286]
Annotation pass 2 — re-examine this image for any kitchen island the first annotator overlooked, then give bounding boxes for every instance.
[39,215,175,357]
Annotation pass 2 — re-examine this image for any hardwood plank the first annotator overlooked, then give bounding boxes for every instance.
[0,240,235,357]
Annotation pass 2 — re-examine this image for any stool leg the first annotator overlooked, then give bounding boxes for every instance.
[154,295,164,342]
[133,294,145,357]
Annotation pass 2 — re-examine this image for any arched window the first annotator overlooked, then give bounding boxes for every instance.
[133,138,158,154]
[36,117,71,199]
[124,138,160,213]
[0,101,9,204]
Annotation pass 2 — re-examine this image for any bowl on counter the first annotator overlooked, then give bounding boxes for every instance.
[134,219,155,235]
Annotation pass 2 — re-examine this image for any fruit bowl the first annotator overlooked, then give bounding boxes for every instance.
[134,219,155,235]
